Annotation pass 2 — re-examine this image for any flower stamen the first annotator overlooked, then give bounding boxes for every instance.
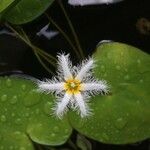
[64,78,82,94]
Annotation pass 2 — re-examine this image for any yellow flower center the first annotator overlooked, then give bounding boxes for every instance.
[64,78,82,94]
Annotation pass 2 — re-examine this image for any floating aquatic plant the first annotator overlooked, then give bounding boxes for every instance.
[38,53,109,118]
[0,43,149,150]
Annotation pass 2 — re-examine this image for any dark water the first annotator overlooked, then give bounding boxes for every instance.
[0,0,150,149]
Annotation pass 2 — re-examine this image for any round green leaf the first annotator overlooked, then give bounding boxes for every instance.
[68,42,150,144]
[4,0,54,24]
[0,0,15,13]
[0,131,34,150]
[0,77,72,149]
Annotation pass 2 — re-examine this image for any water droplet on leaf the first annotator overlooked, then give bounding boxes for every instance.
[1,115,6,122]
[0,135,3,141]
[51,133,56,137]
[104,73,107,77]
[53,126,59,132]
[20,147,26,150]
[115,118,127,129]
[102,132,109,141]
[15,118,22,124]
[6,78,12,87]
[10,95,18,104]
[107,53,111,59]
[100,65,105,72]
[14,131,21,135]
[121,52,124,56]
[44,102,52,115]
[23,90,40,107]
[11,113,15,117]
[137,59,141,64]
[1,95,7,102]
[64,129,69,134]
[25,112,30,117]
[124,68,128,72]
[9,146,13,150]
[0,146,4,150]
[139,79,143,83]
[124,75,130,80]
[35,108,40,114]
[21,84,26,91]
[116,65,121,70]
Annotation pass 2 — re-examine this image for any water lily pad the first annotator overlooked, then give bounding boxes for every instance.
[0,131,34,150]
[69,42,150,144]
[0,77,72,149]
[0,0,15,13]
[4,0,54,24]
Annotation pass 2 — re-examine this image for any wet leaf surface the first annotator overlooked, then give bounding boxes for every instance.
[68,42,150,144]
[0,77,72,149]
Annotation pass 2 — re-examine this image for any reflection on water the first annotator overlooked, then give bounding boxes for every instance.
[68,0,124,6]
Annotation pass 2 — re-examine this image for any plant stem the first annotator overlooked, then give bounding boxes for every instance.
[45,13,81,59]
[57,0,84,58]
[35,144,45,150]
[19,27,57,63]
[5,23,56,71]
[31,46,57,67]
[68,139,78,150]
[33,50,54,75]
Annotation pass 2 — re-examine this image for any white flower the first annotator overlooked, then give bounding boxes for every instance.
[38,53,109,118]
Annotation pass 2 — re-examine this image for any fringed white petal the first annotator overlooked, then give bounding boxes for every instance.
[55,93,72,118]
[74,93,90,118]
[37,53,110,119]
[38,81,64,92]
[57,54,73,80]
[81,80,109,94]
[75,58,94,81]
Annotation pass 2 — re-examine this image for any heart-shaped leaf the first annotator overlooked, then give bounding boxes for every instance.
[0,77,72,149]
[68,42,150,144]
[4,0,54,24]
